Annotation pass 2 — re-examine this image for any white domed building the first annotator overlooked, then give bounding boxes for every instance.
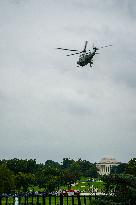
[96,157,120,175]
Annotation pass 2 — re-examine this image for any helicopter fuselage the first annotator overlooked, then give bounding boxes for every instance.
[77,51,95,67]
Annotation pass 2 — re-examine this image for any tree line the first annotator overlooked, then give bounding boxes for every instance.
[0,158,98,193]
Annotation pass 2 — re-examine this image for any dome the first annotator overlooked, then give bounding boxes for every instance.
[99,157,118,164]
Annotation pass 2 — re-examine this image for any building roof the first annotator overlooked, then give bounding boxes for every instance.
[98,157,119,164]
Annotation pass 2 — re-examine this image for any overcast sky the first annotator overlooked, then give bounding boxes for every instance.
[0,0,136,164]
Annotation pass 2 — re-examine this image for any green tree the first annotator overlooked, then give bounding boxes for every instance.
[62,158,75,169]
[35,162,62,192]
[111,163,127,174]
[61,158,80,188]
[126,158,136,176]
[4,158,37,174]
[0,164,15,193]
[43,175,61,193]
[15,172,35,192]
[101,174,136,204]
[77,158,98,178]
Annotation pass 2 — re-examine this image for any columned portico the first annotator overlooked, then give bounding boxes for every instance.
[96,157,120,175]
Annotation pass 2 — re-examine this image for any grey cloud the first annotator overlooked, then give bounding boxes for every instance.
[0,0,136,163]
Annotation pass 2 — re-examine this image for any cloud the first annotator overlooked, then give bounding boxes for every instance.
[0,0,136,163]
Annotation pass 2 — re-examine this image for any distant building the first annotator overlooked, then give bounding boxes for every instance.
[96,157,120,175]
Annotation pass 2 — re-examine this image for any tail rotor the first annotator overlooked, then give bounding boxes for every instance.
[92,43,99,52]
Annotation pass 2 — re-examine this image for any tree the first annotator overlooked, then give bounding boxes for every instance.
[62,158,75,169]
[4,158,37,174]
[15,172,35,192]
[0,164,15,193]
[111,163,127,174]
[61,158,80,188]
[35,162,62,192]
[43,176,60,193]
[77,159,98,178]
[101,174,136,204]
[126,158,136,176]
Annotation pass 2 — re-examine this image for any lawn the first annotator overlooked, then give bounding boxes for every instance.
[28,177,104,194]
[59,177,104,192]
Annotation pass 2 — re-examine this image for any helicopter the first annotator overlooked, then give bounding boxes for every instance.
[56,41,112,67]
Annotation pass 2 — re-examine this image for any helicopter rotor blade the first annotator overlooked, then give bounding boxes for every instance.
[100,44,112,49]
[66,51,83,56]
[56,48,79,52]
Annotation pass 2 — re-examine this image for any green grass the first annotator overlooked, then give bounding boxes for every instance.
[61,178,104,192]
